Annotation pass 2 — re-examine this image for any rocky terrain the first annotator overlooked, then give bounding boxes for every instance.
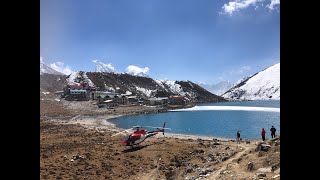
[40,95,280,180]
[84,72,226,103]
[40,73,67,94]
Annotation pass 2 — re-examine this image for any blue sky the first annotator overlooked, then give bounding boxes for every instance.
[40,0,280,84]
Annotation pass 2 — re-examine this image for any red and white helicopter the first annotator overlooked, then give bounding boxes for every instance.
[111,122,171,147]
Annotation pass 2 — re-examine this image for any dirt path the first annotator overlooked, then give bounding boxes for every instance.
[208,143,255,179]
[134,141,256,180]
[137,169,158,180]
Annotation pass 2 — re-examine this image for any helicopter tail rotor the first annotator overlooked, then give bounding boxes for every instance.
[162,122,166,135]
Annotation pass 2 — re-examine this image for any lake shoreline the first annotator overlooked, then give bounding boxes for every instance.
[46,99,277,141]
[106,101,279,140]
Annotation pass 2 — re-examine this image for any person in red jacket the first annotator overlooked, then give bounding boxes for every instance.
[261,128,266,141]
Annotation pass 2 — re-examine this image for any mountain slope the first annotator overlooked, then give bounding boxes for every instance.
[40,63,64,75]
[40,73,67,93]
[64,72,227,103]
[40,62,67,93]
[222,63,280,100]
[198,81,233,96]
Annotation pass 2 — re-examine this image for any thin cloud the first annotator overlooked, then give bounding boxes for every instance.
[222,0,262,15]
[40,56,44,63]
[218,76,226,82]
[238,65,251,73]
[49,61,74,75]
[266,0,280,10]
[229,65,251,75]
[221,0,280,15]
[126,65,150,76]
[198,81,207,85]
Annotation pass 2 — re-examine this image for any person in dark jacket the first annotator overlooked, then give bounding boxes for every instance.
[236,131,241,144]
[270,126,276,138]
[261,128,266,141]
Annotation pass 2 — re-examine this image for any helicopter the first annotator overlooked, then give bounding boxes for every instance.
[111,122,171,147]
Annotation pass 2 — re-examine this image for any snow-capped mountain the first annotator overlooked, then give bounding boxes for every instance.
[95,62,117,73]
[233,76,250,87]
[40,62,64,75]
[222,63,280,100]
[66,71,226,103]
[198,81,233,96]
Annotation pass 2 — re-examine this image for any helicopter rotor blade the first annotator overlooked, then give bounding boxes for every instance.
[143,126,171,130]
[132,125,142,128]
[111,128,132,137]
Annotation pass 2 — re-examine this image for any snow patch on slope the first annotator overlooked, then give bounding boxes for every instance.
[155,80,166,89]
[67,72,81,85]
[83,72,95,87]
[136,87,154,97]
[223,63,280,100]
[156,80,184,94]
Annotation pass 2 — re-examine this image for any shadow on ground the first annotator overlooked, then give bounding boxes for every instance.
[122,144,151,153]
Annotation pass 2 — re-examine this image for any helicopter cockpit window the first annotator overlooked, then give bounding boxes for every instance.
[133,136,140,140]
[124,135,132,141]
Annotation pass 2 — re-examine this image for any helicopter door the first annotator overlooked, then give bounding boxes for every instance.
[132,135,141,141]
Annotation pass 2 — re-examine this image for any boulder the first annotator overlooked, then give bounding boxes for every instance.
[186,167,193,173]
[256,173,266,178]
[247,162,254,171]
[256,143,271,152]
[256,167,272,173]
[273,174,280,179]
[185,176,196,180]
[198,168,213,176]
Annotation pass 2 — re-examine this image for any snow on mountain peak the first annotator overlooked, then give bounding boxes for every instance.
[222,63,280,100]
[40,62,64,75]
[155,79,184,95]
[233,77,250,87]
[94,61,117,73]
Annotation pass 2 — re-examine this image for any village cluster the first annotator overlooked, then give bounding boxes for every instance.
[55,81,191,108]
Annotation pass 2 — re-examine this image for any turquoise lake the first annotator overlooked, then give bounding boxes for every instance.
[108,100,280,140]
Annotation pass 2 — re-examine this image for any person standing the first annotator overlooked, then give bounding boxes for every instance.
[270,126,276,138]
[261,128,266,141]
[236,131,241,144]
